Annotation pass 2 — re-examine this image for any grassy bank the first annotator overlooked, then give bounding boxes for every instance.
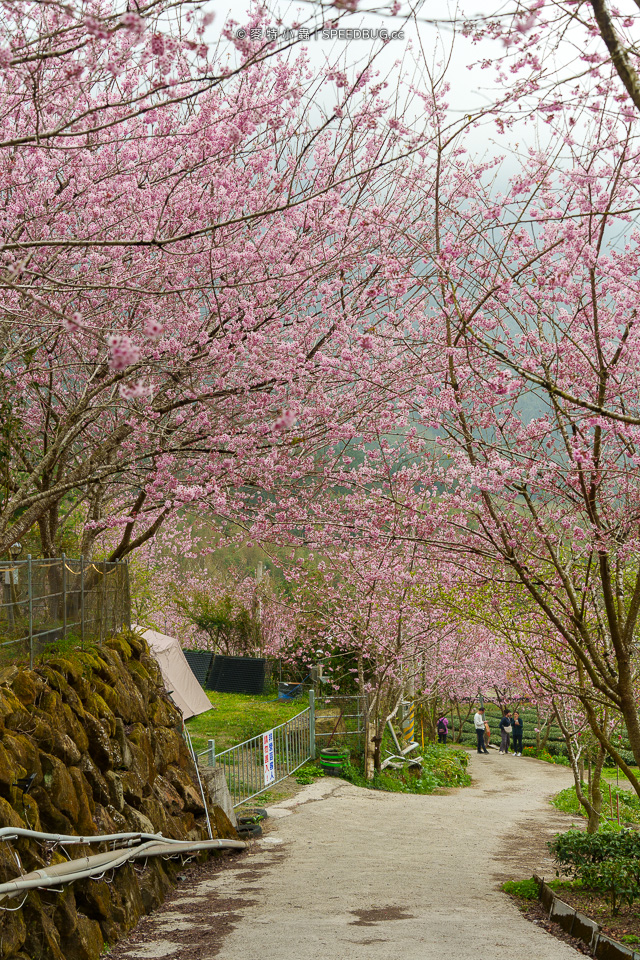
[304,742,472,795]
[186,690,309,754]
[552,783,640,825]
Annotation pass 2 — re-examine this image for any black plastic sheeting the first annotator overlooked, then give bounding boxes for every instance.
[182,649,214,687]
[207,655,266,694]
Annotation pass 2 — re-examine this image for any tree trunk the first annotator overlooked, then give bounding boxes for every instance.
[364,716,376,780]
[373,723,383,773]
[358,652,375,780]
[554,702,601,832]
[587,743,606,834]
[454,700,462,743]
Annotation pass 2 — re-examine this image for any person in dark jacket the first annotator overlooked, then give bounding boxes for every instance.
[499,709,513,754]
[436,715,448,744]
[512,711,523,755]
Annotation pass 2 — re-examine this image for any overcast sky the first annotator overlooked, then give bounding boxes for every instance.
[204,1,513,150]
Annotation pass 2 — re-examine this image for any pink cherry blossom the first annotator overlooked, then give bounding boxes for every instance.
[107,335,141,372]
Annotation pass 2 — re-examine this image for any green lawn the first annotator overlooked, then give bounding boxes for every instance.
[552,783,640,825]
[186,689,309,754]
[603,767,631,782]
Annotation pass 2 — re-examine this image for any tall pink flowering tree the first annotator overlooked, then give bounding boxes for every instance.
[246,90,640,790]
[0,25,440,560]
[346,105,640,794]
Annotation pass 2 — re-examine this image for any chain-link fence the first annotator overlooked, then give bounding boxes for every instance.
[0,555,130,667]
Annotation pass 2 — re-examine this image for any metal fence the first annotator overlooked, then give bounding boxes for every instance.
[314,694,366,748]
[197,696,315,808]
[0,554,130,667]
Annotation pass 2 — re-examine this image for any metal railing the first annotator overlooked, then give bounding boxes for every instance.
[197,695,315,808]
[0,554,130,667]
[314,694,366,747]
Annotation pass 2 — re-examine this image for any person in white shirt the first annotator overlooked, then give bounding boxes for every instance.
[474,707,489,754]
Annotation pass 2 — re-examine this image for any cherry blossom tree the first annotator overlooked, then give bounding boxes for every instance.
[0,22,443,561]
[280,536,432,776]
[255,469,517,776]
[129,528,295,654]
[426,0,640,124]
[0,0,336,148]
[235,81,640,790]
[349,103,640,795]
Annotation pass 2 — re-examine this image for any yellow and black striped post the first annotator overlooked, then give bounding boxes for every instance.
[402,701,415,743]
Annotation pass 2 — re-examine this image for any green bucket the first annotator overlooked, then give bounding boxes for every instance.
[320,747,350,772]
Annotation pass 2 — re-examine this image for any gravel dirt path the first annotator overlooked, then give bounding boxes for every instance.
[112,752,582,960]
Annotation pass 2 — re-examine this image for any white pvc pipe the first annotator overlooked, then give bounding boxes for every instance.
[0,838,246,904]
[0,827,197,846]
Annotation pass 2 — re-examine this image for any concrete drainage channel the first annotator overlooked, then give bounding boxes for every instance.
[535,875,639,959]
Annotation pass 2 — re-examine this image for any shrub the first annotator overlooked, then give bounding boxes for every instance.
[522,746,570,765]
[550,828,640,914]
[295,764,325,784]
[335,744,470,794]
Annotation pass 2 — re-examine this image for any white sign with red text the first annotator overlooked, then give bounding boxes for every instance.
[263,730,275,785]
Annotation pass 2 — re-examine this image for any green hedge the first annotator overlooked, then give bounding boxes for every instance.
[550,828,640,915]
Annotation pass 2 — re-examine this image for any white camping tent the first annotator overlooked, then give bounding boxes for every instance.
[138,627,212,720]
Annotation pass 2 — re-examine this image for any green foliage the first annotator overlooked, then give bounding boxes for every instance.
[550,828,640,914]
[40,631,86,659]
[185,690,308,753]
[552,785,640,824]
[237,790,280,808]
[522,746,570,765]
[502,878,540,900]
[552,785,585,817]
[295,764,325,784]
[335,744,471,795]
[620,934,640,945]
[337,761,406,792]
[418,743,471,787]
[176,592,260,656]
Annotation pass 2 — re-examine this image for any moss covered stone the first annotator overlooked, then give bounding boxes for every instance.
[0,631,223,960]
[83,711,114,769]
[0,742,20,793]
[11,673,37,707]
[0,907,26,959]
[85,692,116,735]
[46,657,82,685]
[41,754,80,822]
[105,634,132,661]
[152,727,186,774]
[128,724,155,783]
[62,702,89,753]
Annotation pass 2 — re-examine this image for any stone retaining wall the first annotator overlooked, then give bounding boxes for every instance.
[0,629,235,960]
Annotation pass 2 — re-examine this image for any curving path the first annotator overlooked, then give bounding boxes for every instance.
[113,752,582,960]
